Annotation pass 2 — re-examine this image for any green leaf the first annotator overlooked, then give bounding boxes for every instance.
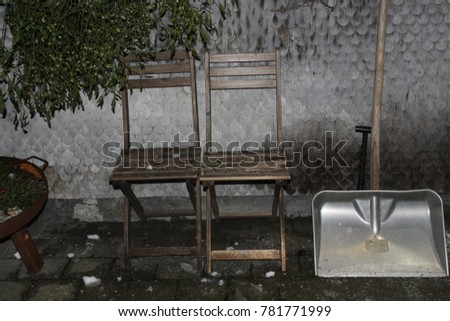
[0,50,12,66]
[111,94,116,112]
[159,6,167,18]
[219,2,227,18]
[200,27,208,44]
[12,30,21,46]
[191,50,200,60]
[96,94,104,108]
[0,90,5,114]
[169,39,176,57]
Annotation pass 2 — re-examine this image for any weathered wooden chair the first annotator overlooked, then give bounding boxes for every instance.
[109,51,202,268]
[201,49,290,274]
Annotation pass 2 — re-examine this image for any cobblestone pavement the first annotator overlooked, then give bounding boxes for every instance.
[1,199,449,301]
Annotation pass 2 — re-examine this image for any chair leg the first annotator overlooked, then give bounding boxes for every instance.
[123,196,131,269]
[272,183,281,218]
[206,185,213,274]
[195,178,202,268]
[279,187,287,272]
[210,184,220,220]
[186,180,197,209]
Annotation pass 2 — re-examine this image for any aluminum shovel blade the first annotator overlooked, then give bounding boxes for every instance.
[312,190,448,277]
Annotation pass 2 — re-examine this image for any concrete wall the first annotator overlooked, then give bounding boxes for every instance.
[1,0,450,198]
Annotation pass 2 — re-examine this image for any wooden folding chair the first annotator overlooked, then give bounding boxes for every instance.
[109,51,202,268]
[201,49,290,274]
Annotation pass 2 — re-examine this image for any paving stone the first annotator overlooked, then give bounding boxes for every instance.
[126,280,177,300]
[279,277,367,300]
[129,219,198,248]
[291,217,314,238]
[0,239,13,259]
[17,258,68,280]
[112,257,158,281]
[283,223,307,252]
[228,279,281,301]
[207,261,252,279]
[65,258,114,280]
[38,221,87,239]
[77,280,129,300]
[403,277,450,300]
[0,281,28,300]
[155,257,202,280]
[27,282,78,301]
[176,279,228,300]
[88,238,123,258]
[85,222,124,238]
[33,237,97,259]
[2,244,23,260]
[0,259,22,280]
[251,261,289,279]
[298,251,316,277]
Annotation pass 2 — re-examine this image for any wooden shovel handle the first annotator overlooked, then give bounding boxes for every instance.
[370,0,389,190]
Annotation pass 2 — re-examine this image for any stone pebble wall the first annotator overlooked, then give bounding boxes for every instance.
[1,0,449,198]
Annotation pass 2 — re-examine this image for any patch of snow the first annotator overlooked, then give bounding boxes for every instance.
[181,263,194,272]
[13,252,21,260]
[234,242,239,246]
[211,271,220,277]
[218,280,224,286]
[82,276,101,287]
[200,278,210,283]
[226,246,235,251]
[117,277,122,282]
[146,286,153,292]
[67,252,75,259]
[87,234,100,240]
[265,271,275,278]
[146,165,153,170]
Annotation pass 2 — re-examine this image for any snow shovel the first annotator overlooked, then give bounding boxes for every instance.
[312,0,449,277]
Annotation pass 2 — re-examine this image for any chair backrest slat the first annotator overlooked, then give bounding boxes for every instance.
[127,77,192,89]
[209,52,276,63]
[209,79,276,90]
[210,65,276,77]
[126,63,191,76]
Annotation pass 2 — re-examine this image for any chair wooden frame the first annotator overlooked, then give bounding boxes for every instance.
[201,49,290,274]
[109,51,202,268]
